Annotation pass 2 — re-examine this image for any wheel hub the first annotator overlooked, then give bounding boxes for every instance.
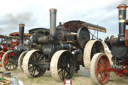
[8,59,13,62]
[100,66,104,71]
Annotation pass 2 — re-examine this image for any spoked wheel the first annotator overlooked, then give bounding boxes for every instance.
[18,51,28,72]
[83,40,104,69]
[90,53,110,85]
[50,50,75,81]
[22,50,46,77]
[0,52,4,67]
[2,50,18,71]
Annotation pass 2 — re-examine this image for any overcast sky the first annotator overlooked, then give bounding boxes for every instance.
[0,0,128,40]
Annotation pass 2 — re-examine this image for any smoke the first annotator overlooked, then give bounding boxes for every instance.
[0,12,36,35]
[7,13,32,24]
[3,12,33,30]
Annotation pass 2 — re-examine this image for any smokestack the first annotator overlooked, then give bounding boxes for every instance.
[117,4,128,41]
[49,8,57,36]
[19,24,24,45]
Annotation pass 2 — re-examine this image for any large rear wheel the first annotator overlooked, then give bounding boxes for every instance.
[90,53,110,85]
[50,50,75,81]
[83,40,104,69]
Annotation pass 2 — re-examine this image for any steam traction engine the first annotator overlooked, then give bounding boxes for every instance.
[1,28,32,70]
[0,33,19,67]
[90,4,128,85]
[21,8,106,81]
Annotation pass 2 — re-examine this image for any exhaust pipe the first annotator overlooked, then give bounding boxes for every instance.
[117,4,128,41]
[49,8,57,36]
[19,24,24,45]
[105,4,128,45]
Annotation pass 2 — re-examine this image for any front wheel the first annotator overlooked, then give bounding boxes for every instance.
[22,50,46,77]
[50,50,75,81]
[90,53,110,85]
[2,50,18,71]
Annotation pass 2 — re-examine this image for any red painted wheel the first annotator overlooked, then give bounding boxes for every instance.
[4,55,8,65]
[90,53,110,85]
[2,50,17,71]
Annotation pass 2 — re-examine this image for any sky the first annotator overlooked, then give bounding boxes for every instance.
[0,0,128,40]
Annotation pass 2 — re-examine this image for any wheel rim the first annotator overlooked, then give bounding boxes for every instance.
[84,40,104,69]
[4,55,8,65]
[96,54,110,84]
[18,51,27,72]
[50,50,75,81]
[23,50,46,77]
[2,51,18,71]
[0,52,4,67]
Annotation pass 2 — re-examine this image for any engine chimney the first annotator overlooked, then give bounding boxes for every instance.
[49,8,57,36]
[117,4,128,41]
[19,24,24,45]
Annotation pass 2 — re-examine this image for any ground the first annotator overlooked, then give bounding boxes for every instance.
[1,53,128,85]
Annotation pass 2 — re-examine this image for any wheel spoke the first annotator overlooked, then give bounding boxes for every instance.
[12,61,17,65]
[100,58,103,65]
[9,63,11,69]
[100,72,104,80]
[36,66,41,72]
[58,69,63,74]
[103,62,108,68]
[65,67,70,75]
[31,66,35,75]
[97,68,102,73]
[64,70,66,78]
[37,54,42,62]
[62,69,64,80]
[98,62,102,67]
[32,67,37,76]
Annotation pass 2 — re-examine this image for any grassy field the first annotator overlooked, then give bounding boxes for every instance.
[1,69,128,85]
[1,53,128,85]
